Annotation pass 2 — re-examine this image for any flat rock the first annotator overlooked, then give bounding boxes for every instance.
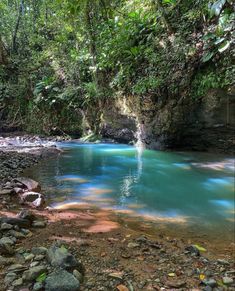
[45,269,80,291]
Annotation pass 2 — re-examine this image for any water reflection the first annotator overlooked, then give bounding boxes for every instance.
[25,143,235,237]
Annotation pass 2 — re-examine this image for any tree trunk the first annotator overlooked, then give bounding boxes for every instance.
[12,0,23,53]
[0,37,8,65]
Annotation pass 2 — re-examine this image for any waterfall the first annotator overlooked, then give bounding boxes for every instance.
[135,121,146,149]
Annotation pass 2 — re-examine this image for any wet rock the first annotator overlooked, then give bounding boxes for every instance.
[14,177,41,192]
[45,269,80,291]
[22,265,47,282]
[47,245,83,272]
[222,277,233,285]
[1,222,13,230]
[20,192,45,208]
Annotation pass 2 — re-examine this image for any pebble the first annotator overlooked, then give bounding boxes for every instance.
[73,269,83,282]
[1,223,13,230]
[25,253,35,261]
[217,259,230,265]
[127,242,140,248]
[32,221,46,228]
[222,277,233,285]
[12,278,23,286]
[203,278,217,287]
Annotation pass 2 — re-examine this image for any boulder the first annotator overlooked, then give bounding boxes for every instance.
[47,245,83,272]
[14,177,41,192]
[45,269,80,291]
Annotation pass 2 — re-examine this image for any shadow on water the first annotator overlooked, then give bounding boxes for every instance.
[24,142,235,243]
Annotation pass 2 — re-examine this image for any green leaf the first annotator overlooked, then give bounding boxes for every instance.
[202,51,215,63]
[218,41,230,53]
[36,272,47,283]
[193,244,207,252]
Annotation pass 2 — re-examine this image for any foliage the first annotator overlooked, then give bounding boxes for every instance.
[0,0,234,134]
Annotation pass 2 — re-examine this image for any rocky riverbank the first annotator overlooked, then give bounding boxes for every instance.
[0,135,234,290]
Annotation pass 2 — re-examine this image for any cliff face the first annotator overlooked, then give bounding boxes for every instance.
[99,88,235,153]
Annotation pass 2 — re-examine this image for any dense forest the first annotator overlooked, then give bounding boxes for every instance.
[0,0,234,151]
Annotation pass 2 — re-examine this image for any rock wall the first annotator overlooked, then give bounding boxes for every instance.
[99,89,235,153]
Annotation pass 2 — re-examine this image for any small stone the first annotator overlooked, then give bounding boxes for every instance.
[203,278,217,287]
[30,261,40,267]
[222,277,233,285]
[108,272,123,280]
[0,189,13,195]
[217,259,230,265]
[32,247,48,255]
[7,264,25,272]
[22,265,47,282]
[34,254,45,261]
[12,278,23,286]
[127,242,140,248]
[0,237,14,246]
[1,223,13,230]
[9,229,26,238]
[165,280,186,288]
[32,221,46,228]
[4,272,17,286]
[25,253,35,261]
[73,269,83,282]
[33,282,44,291]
